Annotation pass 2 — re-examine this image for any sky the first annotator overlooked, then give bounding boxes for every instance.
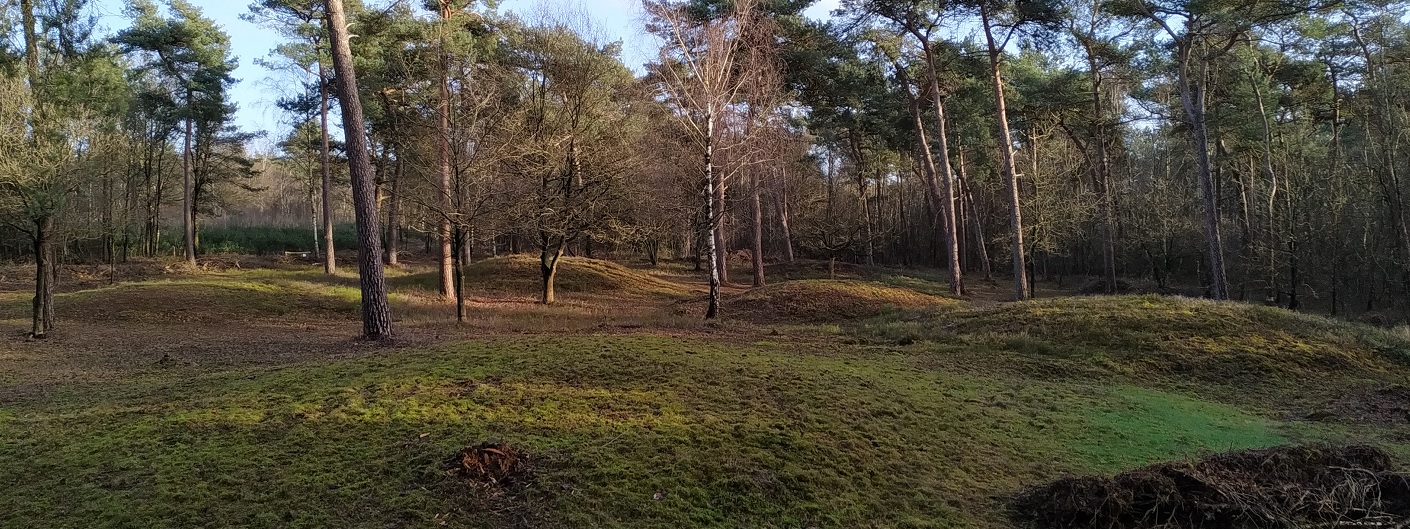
[89,0,842,151]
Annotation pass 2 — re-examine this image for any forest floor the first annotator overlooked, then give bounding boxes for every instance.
[0,254,1408,528]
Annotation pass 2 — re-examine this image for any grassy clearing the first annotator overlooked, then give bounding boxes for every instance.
[0,261,1407,528]
[0,335,1305,529]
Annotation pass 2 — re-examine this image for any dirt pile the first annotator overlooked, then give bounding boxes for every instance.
[446,441,534,492]
[1011,445,1410,529]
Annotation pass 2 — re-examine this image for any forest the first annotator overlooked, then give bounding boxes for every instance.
[4,0,1410,338]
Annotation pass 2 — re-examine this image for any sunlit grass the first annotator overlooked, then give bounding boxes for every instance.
[0,264,1408,528]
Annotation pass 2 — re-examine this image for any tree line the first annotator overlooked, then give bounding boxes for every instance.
[2,0,1408,339]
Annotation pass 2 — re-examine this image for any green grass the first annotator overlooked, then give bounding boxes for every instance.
[1,265,1408,528]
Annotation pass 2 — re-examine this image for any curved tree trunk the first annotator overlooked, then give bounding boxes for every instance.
[540,240,564,305]
[324,0,392,339]
[1176,45,1230,300]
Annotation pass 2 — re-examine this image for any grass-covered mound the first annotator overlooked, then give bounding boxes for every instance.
[727,279,958,322]
[860,295,1410,384]
[392,255,690,298]
[0,280,358,323]
[0,335,1305,528]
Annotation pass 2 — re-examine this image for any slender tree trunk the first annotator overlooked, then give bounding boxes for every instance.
[905,40,966,294]
[319,55,337,274]
[959,149,993,281]
[182,112,196,264]
[385,150,402,266]
[454,224,466,321]
[775,167,794,262]
[705,111,721,319]
[436,17,454,298]
[751,164,765,286]
[1084,50,1118,294]
[310,181,321,257]
[1249,69,1280,302]
[1177,45,1230,300]
[981,7,1028,300]
[715,191,728,285]
[930,96,964,294]
[324,0,392,339]
[859,172,875,266]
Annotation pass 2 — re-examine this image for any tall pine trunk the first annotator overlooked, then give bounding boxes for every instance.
[436,6,454,298]
[982,7,1029,300]
[182,112,196,264]
[324,0,392,339]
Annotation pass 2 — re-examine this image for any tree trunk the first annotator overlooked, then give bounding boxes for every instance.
[929,96,964,295]
[751,164,765,286]
[310,180,320,257]
[31,216,53,338]
[705,111,721,319]
[775,167,795,262]
[436,24,454,298]
[715,199,728,285]
[1177,43,1230,300]
[959,149,993,282]
[1084,50,1118,295]
[385,146,402,266]
[859,172,875,266]
[453,224,466,321]
[981,7,1028,300]
[182,112,196,264]
[319,54,337,274]
[540,239,565,305]
[324,0,392,339]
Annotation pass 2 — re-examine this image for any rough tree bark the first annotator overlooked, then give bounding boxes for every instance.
[1175,41,1230,300]
[981,6,1029,300]
[705,111,722,319]
[324,0,392,339]
[182,105,196,264]
[435,3,456,298]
